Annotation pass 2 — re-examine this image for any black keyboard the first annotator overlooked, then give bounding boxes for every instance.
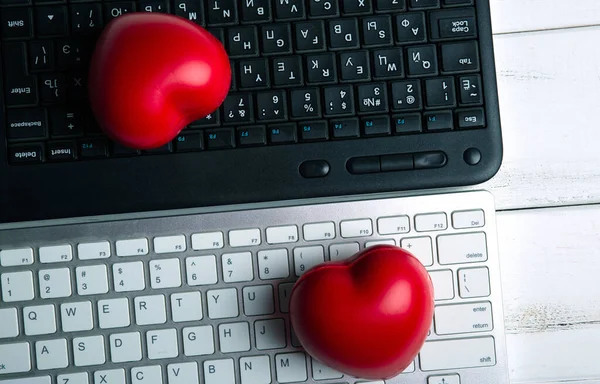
[0,0,503,223]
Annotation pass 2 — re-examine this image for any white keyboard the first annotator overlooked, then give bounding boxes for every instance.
[0,190,509,384]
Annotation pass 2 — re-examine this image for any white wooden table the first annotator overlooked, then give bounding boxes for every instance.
[470,1,600,383]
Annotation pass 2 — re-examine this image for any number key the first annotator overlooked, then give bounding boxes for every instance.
[1,271,35,302]
[257,91,287,121]
[290,88,321,119]
[222,252,254,282]
[223,93,254,124]
[293,246,325,276]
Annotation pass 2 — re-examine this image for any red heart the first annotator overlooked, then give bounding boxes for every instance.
[290,245,434,380]
[88,13,231,149]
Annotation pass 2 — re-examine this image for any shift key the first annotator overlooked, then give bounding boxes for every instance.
[419,337,496,371]
[7,109,48,140]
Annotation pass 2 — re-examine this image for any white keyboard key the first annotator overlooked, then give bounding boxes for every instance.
[240,356,271,384]
[186,255,218,285]
[219,322,251,353]
[403,360,416,373]
[191,232,224,250]
[1,271,34,302]
[255,319,286,350]
[222,252,254,282]
[458,267,491,298]
[340,218,373,238]
[24,305,56,336]
[39,268,72,299]
[94,369,125,384]
[134,295,167,325]
[39,244,72,263]
[167,362,199,384]
[428,374,460,384]
[275,352,308,383]
[0,248,33,266]
[98,298,130,329]
[278,283,294,313]
[0,342,31,374]
[303,221,335,241]
[154,235,186,254]
[0,378,50,384]
[61,301,93,332]
[311,358,343,380]
[365,239,396,248]
[150,258,182,288]
[258,249,290,280]
[204,359,235,384]
[400,237,433,266]
[294,246,324,276]
[435,302,493,335]
[452,209,485,229]
[438,232,488,264]
[131,366,162,384]
[207,288,239,319]
[35,339,68,370]
[428,270,455,301]
[0,308,19,338]
[76,265,109,296]
[377,215,410,235]
[57,373,89,384]
[73,335,105,367]
[243,285,274,316]
[415,212,448,232]
[113,262,145,292]
[229,228,261,247]
[147,329,178,359]
[78,241,110,260]
[171,292,203,322]
[329,242,359,261]
[420,336,496,371]
[266,225,298,244]
[183,326,214,356]
[110,332,142,363]
[115,238,148,257]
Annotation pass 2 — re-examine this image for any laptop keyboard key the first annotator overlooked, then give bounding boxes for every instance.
[272,56,303,87]
[309,0,339,17]
[9,143,45,164]
[256,91,287,121]
[207,0,238,26]
[7,108,47,140]
[362,15,393,46]
[1,7,33,39]
[300,121,328,141]
[35,6,68,37]
[104,2,136,22]
[358,83,388,113]
[261,24,292,55]
[306,53,337,84]
[324,85,354,116]
[238,58,270,89]
[391,80,422,111]
[339,51,370,81]
[328,18,360,50]
[79,139,108,158]
[241,0,271,23]
[290,89,321,119]
[206,128,235,149]
[223,93,254,124]
[39,74,65,104]
[395,12,426,44]
[28,41,54,71]
[237,126,267,146]
[227,26,259,58]
[274,0,305,20]
[295,21,326,52]
[47,141,77,161]
[70,4,103,35]
[442,41,480,73]
[372,48,404,79]
[407,45,438,76]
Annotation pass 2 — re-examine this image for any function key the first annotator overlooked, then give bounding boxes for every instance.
[7,108,47,140]
[424,111,453,131]
[395,12,426,44]
[154,235,186,254]
[229,228,261,247]
[206,128,235,149]
[340,219,373,238]
[8,143,44,164]
[237,126,267,146]
[274,0,305,20]
[393,113,422,134]
[241,0,271,23]
[79,139,108,158]
[300,121,329,141]
[331,118,360,139]
[362,115,391,136]
[175,132,203,152]
[377,216,410,235]
[191,232,224,250]
[112,142,141,156]
[266,225,299,244]
[39,244,73,263]
[452,209,485,229]
[0,248,34,267]
[375,0,406,12]
[415,212,447,232]
[35,6,68,37]
[206,0,238,26]
[409,0,439,9]
[309,0,339,18]
[457,108,485,129]
[303,222,335,241]
[78,241,111,260]
[1,7,33,39]
[116,238,149,257]
[269,123,297,144]
[47,141,76,161]
[143,142,172,154]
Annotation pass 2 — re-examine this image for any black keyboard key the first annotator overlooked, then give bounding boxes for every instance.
[104,2,136,22]
[261,24,292,55]
[342,0,372,14]
[56,39,89,70]
[457,108,485,129]
[227,26,259,58]
[139,0,169,13]
[459,75,482,105]
[39,74,65,104]
[375,0,406,12]
[28,41,54,71]
[324,85,354,116]
[9,144,44,164]
[290,88,321,119]
[381,153,413,171]
[241,0,271,23]
[438,15,476,39]
[300,121,329,141]
[272,56,303,86]
[358,83,388,113]
[372,48,403,79]
[441,41,479,73]
[295,21,326,52]
[425,77,456,108]
[393,113,422,133]
[174,0,203,25]
[409,0,439,9]
[1,8,33,39]
[112,143,141,156]
[407,45,438,76]
[175,132,203,152]
[71,4,103,35]
[424,111,453,131]
[144,143,173,154]
[362,16,393,47]
[237,126,267,146]
[49,108,84,137]
[206,128,235,149]
[274,0,305,20]
[66,72,87,102]
[395,13,426,44]
[339,51,370,81]
[414,151,447,169]
[306,53,337,84]
[331,118,360,138]
[443,0,473,5]
[223,93,254,124]
[238,58,270,89]
[35,6,67,37]
[269,123,297,144]
[362,115,390,136]
[328,19,360,50]
[256,91,287,121]
[47,141,76,161]
[309,0,339,17]
[79,139,108,158]
[391,80,422,111]
[7,108,47,140]
[207,27,225,45]
[3,47,38,105]
[207,0,237,25]
[190,109,221,128]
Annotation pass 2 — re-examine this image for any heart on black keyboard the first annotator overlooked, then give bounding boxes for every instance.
[289,244,434,380]
[88,13,231,149]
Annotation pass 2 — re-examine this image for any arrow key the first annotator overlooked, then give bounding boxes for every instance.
[428,374,460,384]
[395,12,426,44]
[35,6,67,37]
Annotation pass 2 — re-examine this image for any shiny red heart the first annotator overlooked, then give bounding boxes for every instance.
[290,245,434,380]
[88,13,231,149]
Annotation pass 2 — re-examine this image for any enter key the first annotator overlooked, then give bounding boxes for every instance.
[434,301,493,335]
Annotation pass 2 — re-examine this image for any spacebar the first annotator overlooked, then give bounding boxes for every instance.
[0,378,50,384]
[419,337,496,371]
